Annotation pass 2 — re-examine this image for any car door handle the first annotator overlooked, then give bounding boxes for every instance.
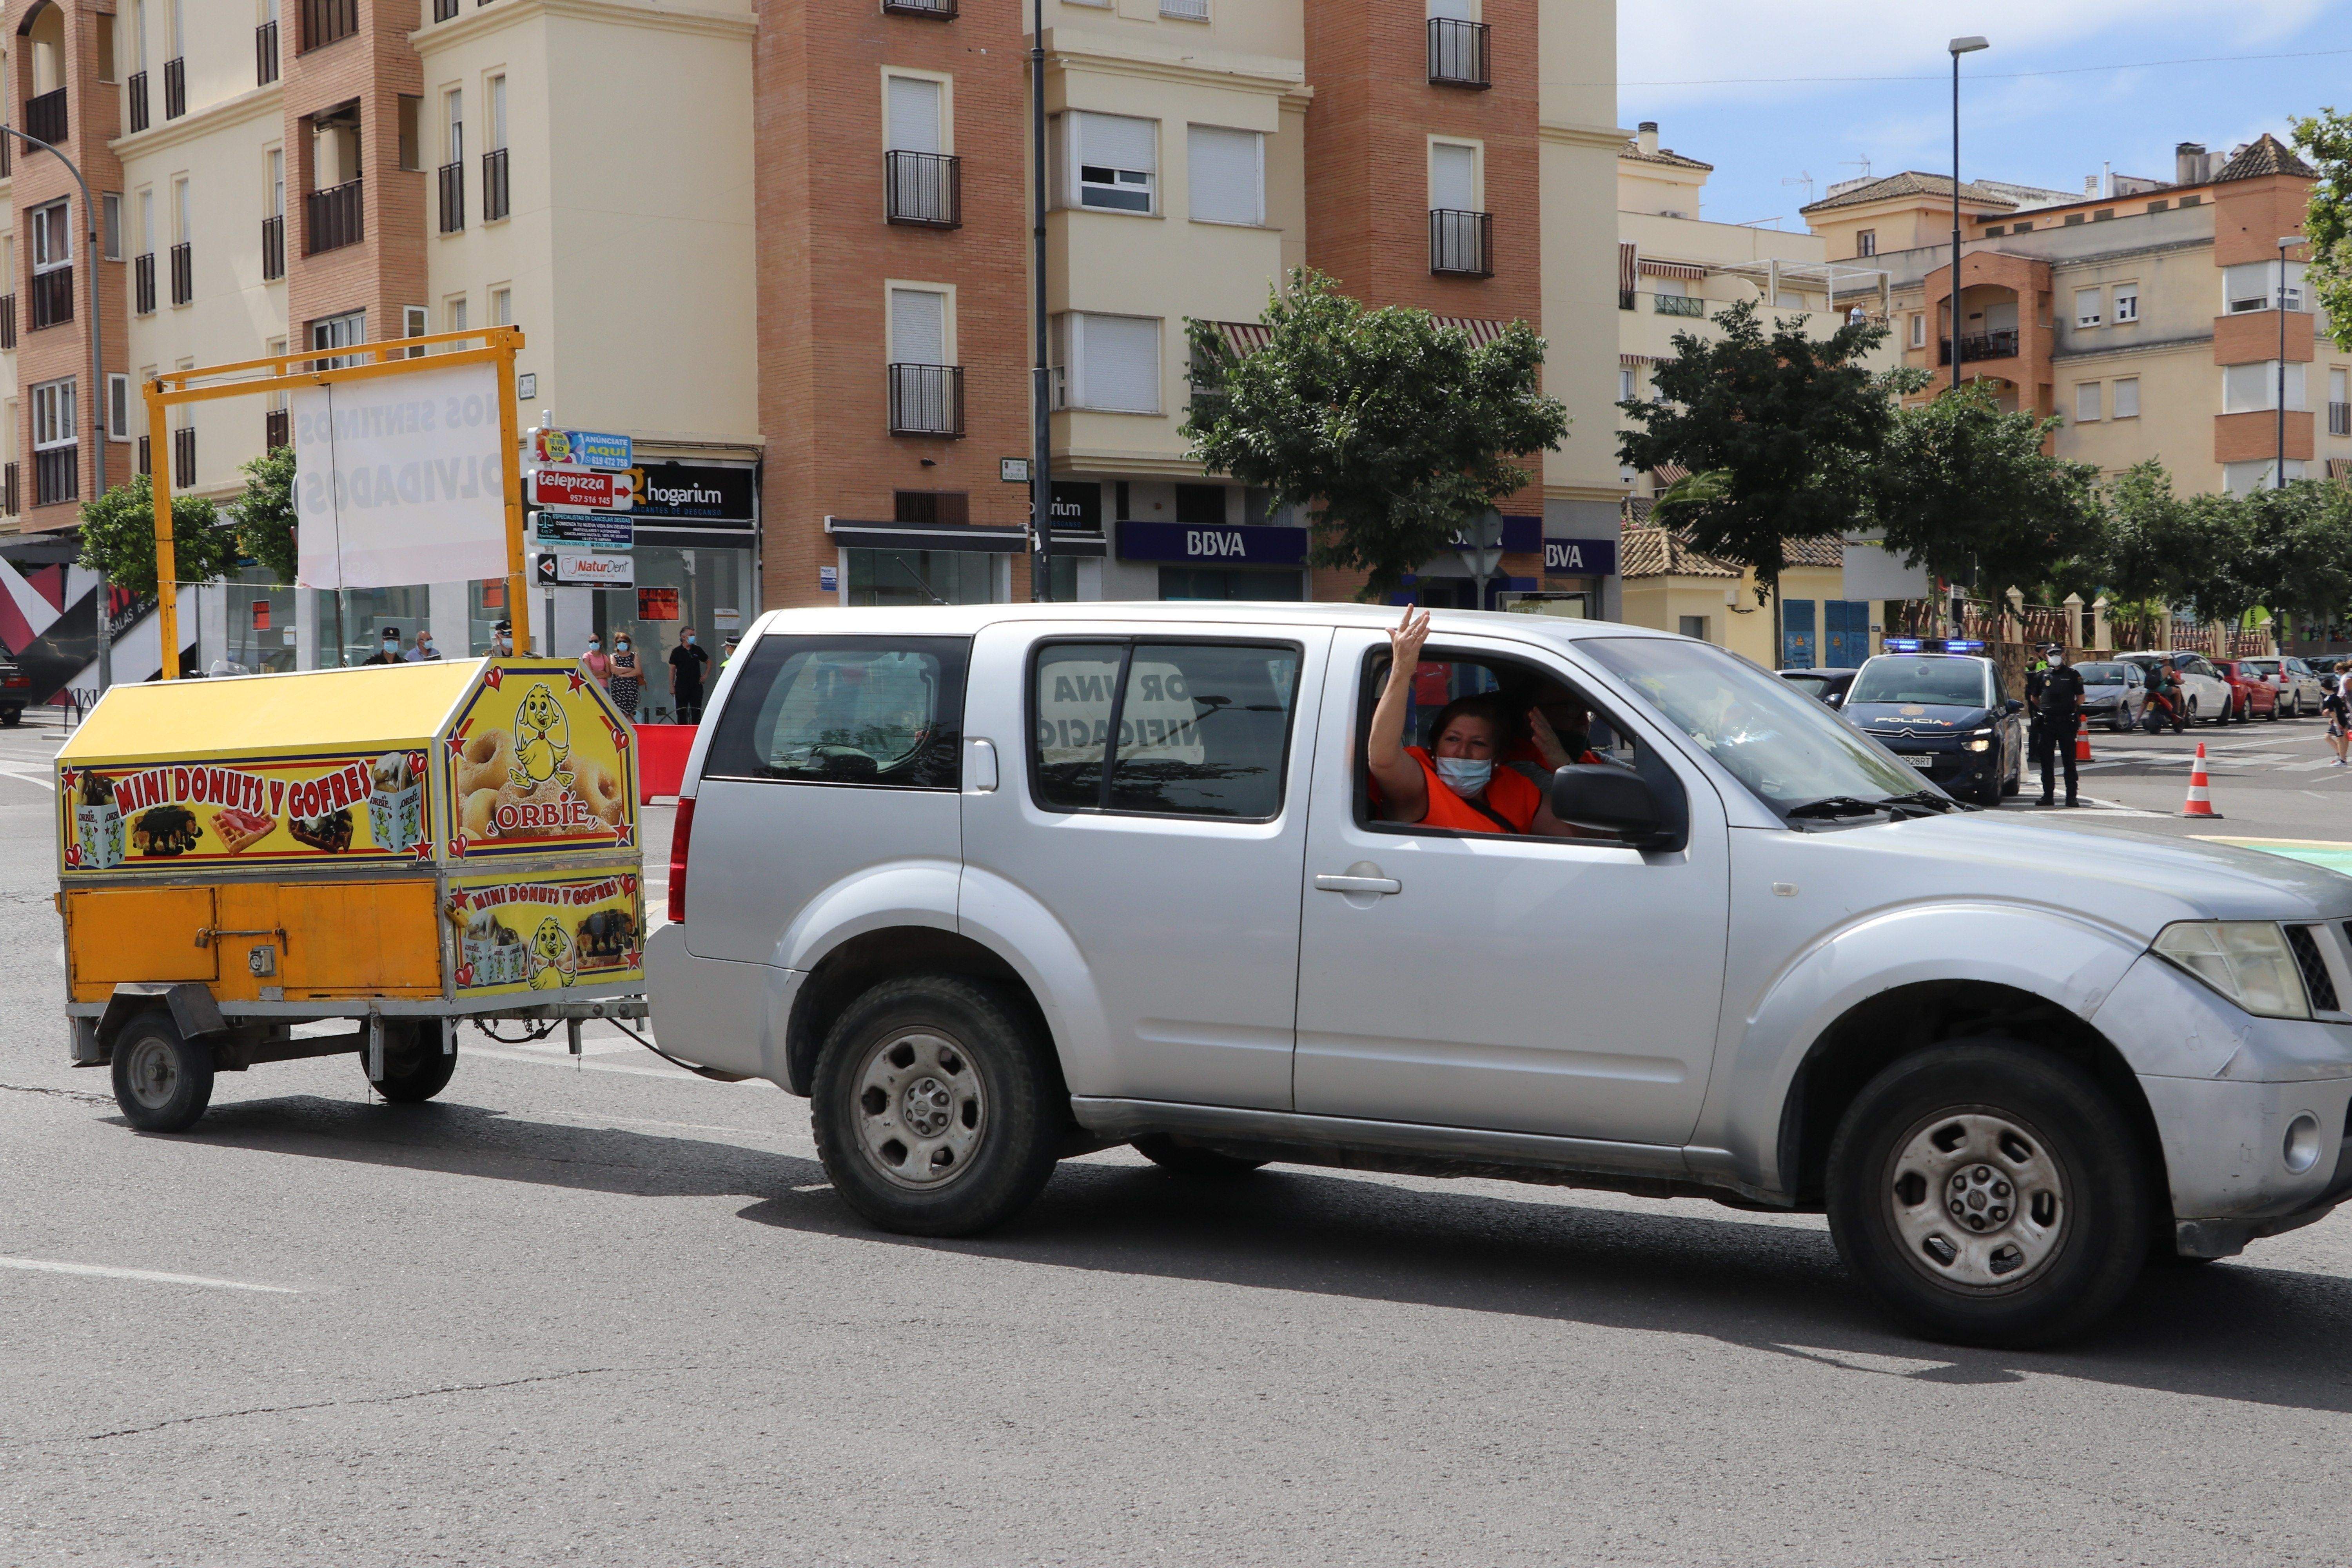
[1314,873,1401,896]
[966,738,998,793]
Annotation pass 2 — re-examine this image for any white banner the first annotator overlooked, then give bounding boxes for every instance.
[293,362,510,589]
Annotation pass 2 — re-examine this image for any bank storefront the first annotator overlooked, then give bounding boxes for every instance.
[1111,517,1309,601]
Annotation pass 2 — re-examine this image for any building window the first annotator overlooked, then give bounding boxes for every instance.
[1618,367,1636,401]
[107,373,131,439]
[483,74,510,222]
[490,286,512,326]
[32,379,75,447]
[397,93,421,171]
[2112,283,2138,324]
[2225,459,2304,495]
[404,303,428,357]
[1063,111,1155,214]
[1187,125,1263,226]
[890,285,949,365]
[1855,229,1876,257]
[2113,377,2139,419]
[446,294,469,334]
[1052,312,1160,414]
[1909,312,1924,348]
[311,309,365,369]
[2223,361,2306,414]
[1678,615,1710,642]
[2074,382,2100,423]
[2074,287,2102,328]
[102,193,122,260]
[2227,260,2303,315]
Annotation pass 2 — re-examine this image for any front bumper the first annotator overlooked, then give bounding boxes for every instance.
[1864,735,1998,789]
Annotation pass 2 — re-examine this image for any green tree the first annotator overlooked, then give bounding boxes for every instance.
[2241,479,2352,635]
[2291,107,2352,350]
[1182,269,1569,599]
[1617,299,1896,596]
[2094,459,2186,609]
[1869,382,2105,600]
[230,442,299,584]
[74,472,238,598]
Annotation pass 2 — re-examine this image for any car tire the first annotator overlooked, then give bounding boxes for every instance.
[1132,1134,1270,1177]
[0,705,19,727]
[1825,1040,2149,1348]
[367,1022,458,1103]
[110,1009,216,1133]
[811,975,1064,1238]
[2185,699,2198,730]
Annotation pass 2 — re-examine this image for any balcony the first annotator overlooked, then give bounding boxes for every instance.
[261,215,284,281]
[1429,208,1492,278]
[2332,401,2350,438]
[30,266,72,330]
[134,252,156,314]
[888,363,964,437]
[482,147,509,222]
[1938,329,2020,365]
[1653,293,1705,318]
[127,71,149,133]
[2,462,16,518]
[438,160,464,232]
[265,408,290,451]
[301,0,358,52]
[880,0,955,14]
[172,427,196,491]
[256,21,279,85]
[163,56,186,119]
[306,178,363,254]
[0,295,15,350]
[170,241,192,306]
[1427,17,1491,88]
[34,446,76,508]
[885,150,961,229]
[26,87,65,147]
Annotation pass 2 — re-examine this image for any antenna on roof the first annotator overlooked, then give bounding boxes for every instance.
[1782,171,1816,204]
[1840,155,1873,180]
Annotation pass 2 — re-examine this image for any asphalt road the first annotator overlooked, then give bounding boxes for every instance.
[6,707,2352,1566]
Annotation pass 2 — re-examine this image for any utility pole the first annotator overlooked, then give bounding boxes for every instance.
[2278,234,2296,489]
[1027,0,1055,601]
[1948,36,1987,397]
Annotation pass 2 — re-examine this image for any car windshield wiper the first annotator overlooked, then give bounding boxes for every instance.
[1875,789,1958,818]
[1784,795,1893,820]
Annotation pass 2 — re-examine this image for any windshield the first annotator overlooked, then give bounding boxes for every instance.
[1847,657,1991,708]
[1780,673,1831,697]
[2077,662,2127,684]
[1582,636,1929,817]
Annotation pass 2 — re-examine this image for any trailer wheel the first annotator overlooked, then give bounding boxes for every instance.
[368,1022,458,1103]
[111,1010,215,1133]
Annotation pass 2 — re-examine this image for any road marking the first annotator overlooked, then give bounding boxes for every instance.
[0,1255,299,1294]
[0,765,54,791]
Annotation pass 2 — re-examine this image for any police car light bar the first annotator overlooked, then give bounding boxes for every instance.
[1883,637,1923,652]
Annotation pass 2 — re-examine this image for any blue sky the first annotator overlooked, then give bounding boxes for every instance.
[1615,1,2352,230]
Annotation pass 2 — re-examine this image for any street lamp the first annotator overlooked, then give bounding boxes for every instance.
[1948,36,1988,396]
[2278,234,2299,490]
[1027,0,1054,601]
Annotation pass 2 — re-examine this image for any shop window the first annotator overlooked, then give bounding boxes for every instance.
[1030,639,1303,820]
[894,490,969,526]
[1158,568,1303,602]
[845,548,995,608]
[702,636,967,789]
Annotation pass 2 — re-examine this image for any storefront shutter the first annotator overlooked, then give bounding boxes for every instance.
[1187,126,1261,225]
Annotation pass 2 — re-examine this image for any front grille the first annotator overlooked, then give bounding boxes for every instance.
[2287,925,2339,1012]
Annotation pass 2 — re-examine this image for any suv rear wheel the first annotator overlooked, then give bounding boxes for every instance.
[811,975,1063,1237]
[1825,1040,2148,1348]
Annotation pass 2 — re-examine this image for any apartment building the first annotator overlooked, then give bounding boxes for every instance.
[1802,135,2347,496]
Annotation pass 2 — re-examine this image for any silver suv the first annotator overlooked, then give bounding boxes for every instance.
[649,605,2352,1347]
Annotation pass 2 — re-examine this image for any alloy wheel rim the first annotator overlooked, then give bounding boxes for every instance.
[124,1037,180,1110]
[852,1028,986,1191]
[1886,1109,2068,1294]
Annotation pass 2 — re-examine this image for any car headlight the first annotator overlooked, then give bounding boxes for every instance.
[2152,922,2312,1020]
[1965,727,1994,752]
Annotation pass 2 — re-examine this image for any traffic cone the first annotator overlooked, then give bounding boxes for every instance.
[2075,725,2092,763]
[2181,742,2222,818]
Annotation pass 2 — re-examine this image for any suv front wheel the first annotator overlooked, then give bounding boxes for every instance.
[1826,1040,2149,1348]
[811,975,1064,1237]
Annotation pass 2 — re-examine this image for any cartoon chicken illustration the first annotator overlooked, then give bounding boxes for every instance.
[526,916,577,989]
[508,682,574,792]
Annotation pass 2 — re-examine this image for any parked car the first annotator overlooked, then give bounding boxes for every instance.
[2241,656,2325,718]
[2117,651,2235,726]
[1838,652,2024,806]
[649,604,2352,1348]
[1777,667,1859,708]
[2212,658,2280,722]
[2075,660,2148,733]
[0,641,27,726]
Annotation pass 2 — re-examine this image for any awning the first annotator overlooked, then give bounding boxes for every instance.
[1433,316,1516,346]
[1639,260,1708,281]
[1213,322,1274,357]
[0,528,82,564]
[1619,353,1655,368]
[1651,463,1691,487]
[1619,241,1637,294]
[822,518,1104,557]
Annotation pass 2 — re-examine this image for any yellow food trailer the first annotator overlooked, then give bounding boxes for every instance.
[55,658,646,1131]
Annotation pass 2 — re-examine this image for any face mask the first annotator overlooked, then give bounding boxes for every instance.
[587,641,600,652]
[418,639,432,651]
[616,640,630,650]
[1434,757,1492,798]
[684,635,696,646]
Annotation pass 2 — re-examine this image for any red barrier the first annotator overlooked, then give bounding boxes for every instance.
[636,722,697,802]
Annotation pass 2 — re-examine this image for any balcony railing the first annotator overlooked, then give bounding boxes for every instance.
[885,150,961,229]
[2,463,17,518]
[306,178,363,254]
[25,87,65,146]
[1938,329,2020,364]
[134,252,156,314]
[888,363,964,437]
[127,71,149,133]
[265,408,290,450]
[2331,401,2351,437]
[1427,17,1491,88]
[1159,0,1208,16]
[880,0,955,14]
[302,0,358,52]
[34,447,76,508]
[438,160,465,232]
[0,295,15,350]
[261,216,285,281]
[482,147,509,222]
[256,21,279,85]
[172,426,196,490]
[30,267,72,330]
[1653,293,1706,318]
[1429,208,1492,278]
[170,241,192,305]
[163,57,186,119]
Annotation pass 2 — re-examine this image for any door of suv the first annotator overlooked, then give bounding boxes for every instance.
[1290,627,1730,1147]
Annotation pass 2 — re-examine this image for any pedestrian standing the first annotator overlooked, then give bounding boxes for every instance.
[361,627,407,666]
[580,634,611,691]
[407,629,442,662]
[669,630,711,724]
[492,619,515,657]
[608,632,643,721]
[2325,680,2351,767]
[2027,642,2085,807]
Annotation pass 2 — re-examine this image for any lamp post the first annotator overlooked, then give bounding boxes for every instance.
[1027,0,1055,601]
[1947,36,1987,396]
[2278,234,2298,490]
[0,125,110,691]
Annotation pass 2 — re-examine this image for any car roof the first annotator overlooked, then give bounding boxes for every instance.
[749,601,1684,646]
[1778,667,1854,678]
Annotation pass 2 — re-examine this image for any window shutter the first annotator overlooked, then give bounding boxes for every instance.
[1080,315,1159,412]
[1074,112,1155,173]
[2113,378,2139,418]
[891,288,946,366]
[1187,125,1260,225]
[1426,0,1472,17]
[2223,362,2271,412]
[887,76,942,155]
[2223,262,2270,312]
[1430,143,1476,209]
[2074,383,2100,422]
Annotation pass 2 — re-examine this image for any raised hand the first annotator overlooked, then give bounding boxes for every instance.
[1388,606,1432,675]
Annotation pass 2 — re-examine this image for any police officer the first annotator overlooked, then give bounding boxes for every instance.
[2027,642,2086,807]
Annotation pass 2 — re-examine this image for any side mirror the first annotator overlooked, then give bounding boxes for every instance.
[2005,697,2025,714]
[1550,764,1672,847]
[1825,691,1843,707]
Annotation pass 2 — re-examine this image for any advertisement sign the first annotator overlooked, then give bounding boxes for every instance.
[292,361,507,589]
[448,864,644,997]
[637,587,681,621]
[1445,515,1543,553]
[1118,520,1308,566]
[535,552,636,587]
[443,663,637,860]
[532,511,634,551]
[635,462,756,524]
[1034,652,1208,769]
[1543,537,1619,576]
[60,749,433,872]
[528,465,638,512]
[532,427,633,470]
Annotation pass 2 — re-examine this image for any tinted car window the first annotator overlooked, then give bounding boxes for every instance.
[2077,662,2127,684]
[1032,639,1303,820]
[1847,657,1992,707]
[703,635,966,788]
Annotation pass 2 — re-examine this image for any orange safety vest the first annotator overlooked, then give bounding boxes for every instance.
[1404,745,1540,833]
